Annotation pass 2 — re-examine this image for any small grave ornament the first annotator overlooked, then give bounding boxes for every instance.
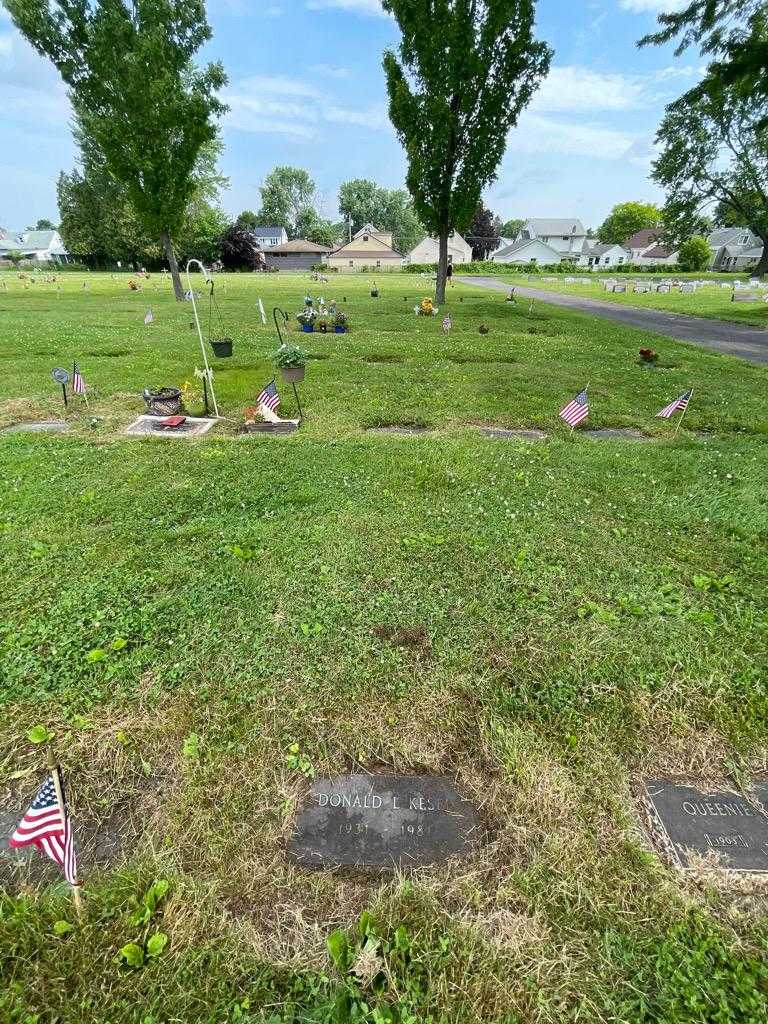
[52,367,69,408]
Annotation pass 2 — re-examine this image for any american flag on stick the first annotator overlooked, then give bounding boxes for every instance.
[442,315,452,332]
[257,379,280,411]
[144,308,154,325]
[9,773,78,886]
[71,362,86,396]
[657,388,693,419]
[559,386,589,428]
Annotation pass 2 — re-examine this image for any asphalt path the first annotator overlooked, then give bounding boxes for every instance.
[456,276,768,366]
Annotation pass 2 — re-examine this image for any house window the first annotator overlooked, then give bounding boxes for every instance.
[376,260,381,267]
[618,257,624,263]
[562,236,569,241]
[448,255,453,264]
[363,234,369,241]
[349,260,354,267]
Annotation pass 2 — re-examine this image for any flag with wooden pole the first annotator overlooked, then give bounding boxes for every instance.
[9,752,82,918]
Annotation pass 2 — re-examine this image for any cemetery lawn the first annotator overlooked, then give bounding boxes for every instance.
[500,272,768,327]
[1,271,767,1024]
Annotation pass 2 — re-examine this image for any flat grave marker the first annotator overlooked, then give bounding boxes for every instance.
[288,774,480,870]
[644,778,768,873]
[124,415,217,438]
[1,421,69,434]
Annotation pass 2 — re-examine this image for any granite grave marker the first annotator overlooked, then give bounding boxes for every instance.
[288,774,479,870]
[644,778,768,873]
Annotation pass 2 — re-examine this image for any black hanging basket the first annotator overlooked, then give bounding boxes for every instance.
[207,282,234,357]
[210,336,233,358]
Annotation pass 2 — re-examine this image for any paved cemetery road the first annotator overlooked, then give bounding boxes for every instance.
[456,276,768,366]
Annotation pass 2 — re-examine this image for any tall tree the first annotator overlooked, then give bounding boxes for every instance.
[468,201,502,259]
[32,218,57,231]
[257,167,317,237]
[597,201,662,244]
[382,0,551,303]
[295,208,338,248]
[640,1,768,114]
[338,178,424,253]
[652,88,768,274]
[6,0,226,300]
[500,217,524,238]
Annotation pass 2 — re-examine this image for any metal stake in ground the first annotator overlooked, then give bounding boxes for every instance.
[292,381,304,422]
[52,367,69,408]
[184,259,220,417]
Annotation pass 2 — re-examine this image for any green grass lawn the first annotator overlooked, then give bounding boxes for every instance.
[500,272,768,328]
[1,271,767,1023]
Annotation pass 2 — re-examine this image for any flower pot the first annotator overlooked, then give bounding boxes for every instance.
[210,337,233,357]
[371,290,379,298]
[334,326,346,333]
[142,387,182,417]
[301,323,314,333]
[280,365,305,384]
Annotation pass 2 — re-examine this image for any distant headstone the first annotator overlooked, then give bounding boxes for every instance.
[644,779,768,872]
[288,774,480,870]
[733,290,759,303]
[680,282,696,293]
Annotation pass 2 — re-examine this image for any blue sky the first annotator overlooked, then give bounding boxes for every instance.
[0,0,701,231]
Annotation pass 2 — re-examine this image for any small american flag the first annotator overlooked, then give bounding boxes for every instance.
[559,387,589,428]
[442,316,452,332]
[71,363,86,395]
[9,774,78,884]
[144,308,154,324]
[657,389,692,419]
[257,379,280,411]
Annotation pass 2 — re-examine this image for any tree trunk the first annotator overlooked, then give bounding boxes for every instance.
[435,228,449,305]
[160,230,184,300]
[755,237,768,277]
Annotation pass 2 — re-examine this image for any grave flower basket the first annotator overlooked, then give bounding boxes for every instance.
[638,348,658,365]
[273,342,307,384]
[142,386,182,417]
[333,311,348,334]
[297,308,317,333]
[210,336,233,358]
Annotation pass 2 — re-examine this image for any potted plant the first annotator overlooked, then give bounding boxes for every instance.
[638,348,658,366]
[297,307,317,333]
[333,311,348,334]
[273,343,307,383]
[142,386,183,416]
[318,319,328,333]
[210,335,234,357]
[371,280,379,298]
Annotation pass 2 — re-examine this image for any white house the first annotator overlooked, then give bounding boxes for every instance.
[583,242,629,268]
[252,226,288,249]
[490,236,565,265]
[406,230,472,265]
[515,218,589,258]
[635,243,679,267]
[0,229,70,263]
[708,227,763,271]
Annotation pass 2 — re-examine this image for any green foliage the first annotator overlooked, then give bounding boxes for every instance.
[338,178,424,253]
[6,0,227,297]
[382,0,551,300]
[4,250,24,267]
[128,880,170,928]
[678,235,712,271]
[640,0,768,120]
[272,343,307,369]
[257,166,317,237]
[597,201,662,244]
[652,89,768,273]
[296,207,338,248]
[501,217,524,238]
[26,724,55,744]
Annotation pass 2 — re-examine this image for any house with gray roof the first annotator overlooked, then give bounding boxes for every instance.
[252,226,288,249]
[708,227,763,271]
[0,228,70,263]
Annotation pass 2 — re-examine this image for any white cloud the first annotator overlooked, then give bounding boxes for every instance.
[513,113,637,160]
[310,63,352,78]
[532,66,646,112]
[619,0,684,12]
[305,0,386,15]
[223,75,389,139]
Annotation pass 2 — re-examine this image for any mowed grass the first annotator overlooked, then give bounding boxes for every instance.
[1,271,768,1023]
[501,271,768,327]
